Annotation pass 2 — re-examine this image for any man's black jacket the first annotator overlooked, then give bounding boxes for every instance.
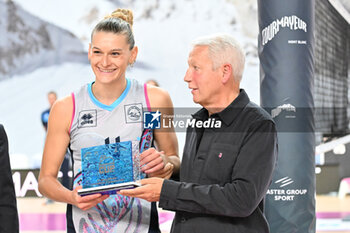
[159,90,278,233]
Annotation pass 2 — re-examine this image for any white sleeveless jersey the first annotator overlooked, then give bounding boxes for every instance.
[69,79,152,233]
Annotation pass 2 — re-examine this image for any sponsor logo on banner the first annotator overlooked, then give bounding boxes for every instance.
[271,103,296,119]
[261,15,307,46]
[125,103,142,123]
[275,176,294,187]
[78,110,97,128]
[266,176,308,201]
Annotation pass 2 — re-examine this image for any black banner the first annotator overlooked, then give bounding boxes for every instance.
[258,0,316,232]
[12,169,42,197]
[12,169,71,197]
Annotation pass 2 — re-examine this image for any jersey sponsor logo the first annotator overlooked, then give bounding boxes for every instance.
[78,110,97,128]
[144,111,161,129]
[124,103,142,123]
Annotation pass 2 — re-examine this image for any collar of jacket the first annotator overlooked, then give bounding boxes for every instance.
[191,89,250,126]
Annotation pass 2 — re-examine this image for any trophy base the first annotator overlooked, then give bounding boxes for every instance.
[78,181,141,196]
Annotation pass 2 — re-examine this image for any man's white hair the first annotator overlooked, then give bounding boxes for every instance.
[191,33,245,82]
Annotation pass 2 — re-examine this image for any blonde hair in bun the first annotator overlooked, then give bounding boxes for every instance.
[105,8,134,28]
[91,8,135,49]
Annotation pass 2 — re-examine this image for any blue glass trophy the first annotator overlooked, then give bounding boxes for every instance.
[78,141,143,196]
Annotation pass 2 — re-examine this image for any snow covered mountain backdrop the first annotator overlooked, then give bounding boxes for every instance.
[0,0,86,79]
[0,0,259,168]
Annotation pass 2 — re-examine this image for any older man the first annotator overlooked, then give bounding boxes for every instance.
[120,34,278,233]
